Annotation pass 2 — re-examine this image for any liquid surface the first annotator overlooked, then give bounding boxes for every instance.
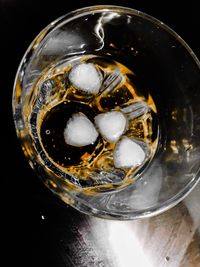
[27,55,159,192]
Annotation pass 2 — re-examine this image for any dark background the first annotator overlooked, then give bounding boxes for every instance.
[1,1,199,266]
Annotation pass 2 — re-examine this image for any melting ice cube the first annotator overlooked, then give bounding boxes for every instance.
[95,111,127,143]
[121,101,148,119]
[69,63,102,94]
[100,69,123,93]
[114,137,146,168]
[110,161,162,209]
[64,113,98,147]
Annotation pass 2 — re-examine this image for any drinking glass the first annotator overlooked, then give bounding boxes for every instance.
[13,5,200,219]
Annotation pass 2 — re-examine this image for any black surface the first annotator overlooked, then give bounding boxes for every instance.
[1,1,199,266]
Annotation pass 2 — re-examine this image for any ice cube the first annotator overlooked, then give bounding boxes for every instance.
[100,69,123,93]
[121,101,148,119]
[114,137,146,168]
[95,111,127,143]
[111,161,162,209]
[69,63,102,94]
[64,113,98,147]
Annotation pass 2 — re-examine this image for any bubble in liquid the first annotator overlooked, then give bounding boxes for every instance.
[45,129,51,135]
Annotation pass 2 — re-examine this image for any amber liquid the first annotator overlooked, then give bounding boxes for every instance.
[25,55,159,193]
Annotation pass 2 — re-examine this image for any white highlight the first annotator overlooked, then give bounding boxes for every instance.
[95,111,127,143]
[64,113,98,147]
[184,182,200,228]
[95,12,121,51]
[42,31,84,54]
[108,222,153,267]
[114,137,145,168]
[69,63,102,94]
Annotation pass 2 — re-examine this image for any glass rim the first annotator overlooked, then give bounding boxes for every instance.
[69,174,200,220]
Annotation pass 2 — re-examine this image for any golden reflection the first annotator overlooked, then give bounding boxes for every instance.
[171,110,178,121]
[182,139,193,151]
[15,78,22,105]
[170,140,179,154]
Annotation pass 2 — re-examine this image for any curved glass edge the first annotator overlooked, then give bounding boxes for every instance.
[12,5,200,220]
[65,174,200,220]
